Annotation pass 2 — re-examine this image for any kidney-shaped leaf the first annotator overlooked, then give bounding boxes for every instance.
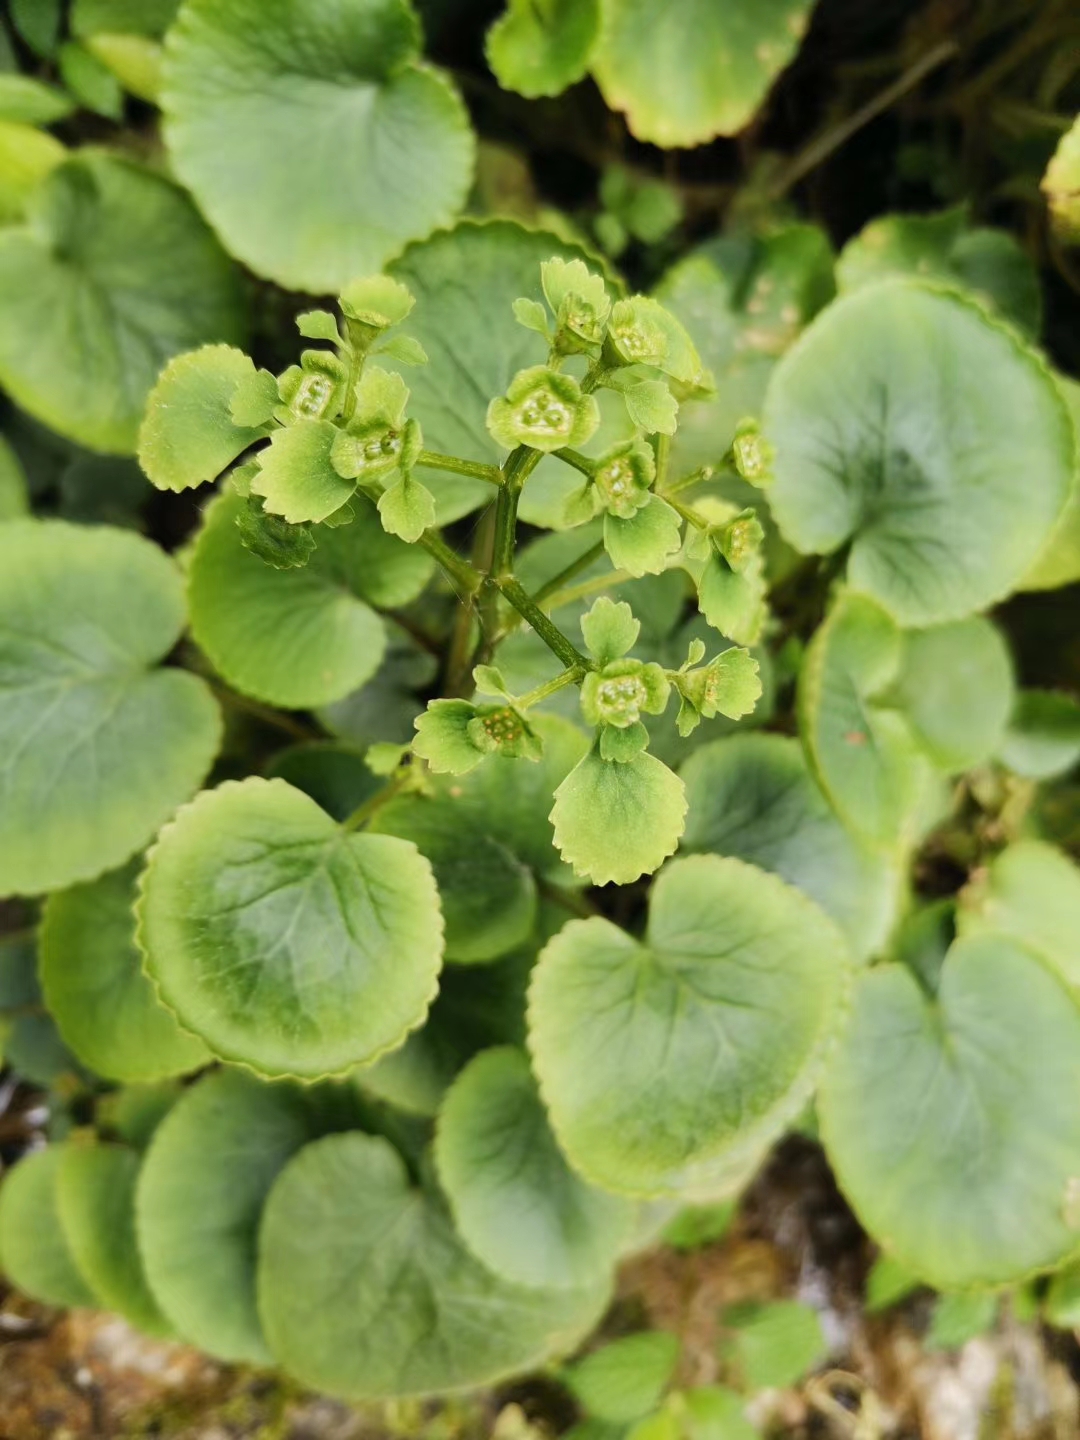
[138,345,268,492]
[136,777,443,1079]
[188,492,419,709]
[56,1141,172,1337]
[764,280,1074,625]
[820,933,1080,1288]
[0,521,221,896]
[40,863,209,1082]
[958,840,1080,994]
[680,734,900,961]
[528,854,852,1196]
[435,1046,633,1289]
[386,221,614,521]
[591,0,814,148]
[0,1146,97,1308]
[0,151,246,453]
[162,0,475,292]
[258,1131,609,1399]
[136,1068,315,1362]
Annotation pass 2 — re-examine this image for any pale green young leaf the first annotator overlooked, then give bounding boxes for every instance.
[369,800,537,965]
[598,719,649,761]
[162,0,475,292]
[529,855,852,1194]
[0,521,221,895]
[564,1332,680,1423]
[0,151,246,452]
[720,1300,825,1390]
[1043,116,1080,243]
[473,663,513,698]
[764,281,1074,625]
[819,934,1080,1287]
[83,32,163,103]
[296,309,342,343]
[677,1388,757,1440]
[798,590,925,846]
[59,39,124,117]
[695,551,766,646]
[0,434,29,520]
[582,596,640,664]
[865,1253,921,1314]
[680,735,900,962]
[513,296,550,335]
[188,492,395,708]
[374,333,428,366]
[550,745,687,886]
[926,1291,998,1351]
[1046,1260,1080,1329]
[591,0,814,147]
[384,221,615,521]
[229,366,280,428]
[0,1147,97,1308]
[0,73,74,124]
[257,1132,609,1399]
[675,648,761,736]
[622,378,678,436]
[486,0,599,99]
[413,698,492,774]
[251,418,355,524]
[136,777,444,1079]
[56,1142,172,1337]
[604,495,682,576]
[40,863,209,1083]
[958,840,1080,993]
[377,472,436,542]
[998,689,1080,779]
[836,208,1041,335]
[890,617,1014,772]
[435,1046,632,1288]
[136,1069,315,1363]
[138,344,267,492]
[0,121,67,225]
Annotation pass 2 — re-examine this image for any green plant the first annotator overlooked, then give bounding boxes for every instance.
[4,0,1080,1421]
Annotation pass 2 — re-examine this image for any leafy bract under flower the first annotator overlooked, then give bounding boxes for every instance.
[541,255,611,352]
[413,697,542,774]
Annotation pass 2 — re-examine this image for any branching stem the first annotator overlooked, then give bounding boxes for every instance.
[417,450,503,486]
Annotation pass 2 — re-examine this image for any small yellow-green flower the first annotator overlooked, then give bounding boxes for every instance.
[486,365,600,453]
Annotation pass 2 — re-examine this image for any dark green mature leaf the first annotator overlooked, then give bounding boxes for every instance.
[56,1142,172,1336]
[385,221,615,521]
[188,491,427,708]
[764,280,1074,625]
[0,152,246,452]
[40,863,209,1082]
[137,777,443,1079]
[591,0,814,147]
[680,735,900,961]
[435,1046,633,1288]
[258,1132,609,1399]
[998,689,1080,780]
[820,933,1080,1287]
[163,0,475,292]
[0,1147,97,1308]
[0,522,221,896]
[137,1069,314,1362]
[529,855,852,1196]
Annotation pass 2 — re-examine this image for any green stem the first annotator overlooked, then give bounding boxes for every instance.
[495,576,592,670]
[542,569,632,612]
[417,451,503,486]
[341,770,411,832]
[417,530,484,595]
[663,464,721,497]
[654,432,670,490]
[516,666,583,711]
[665,494,708,529]
[531,539,606,606]
[554,448,596,477]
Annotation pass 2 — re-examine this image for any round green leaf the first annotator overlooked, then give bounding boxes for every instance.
[836,209,1041,335]
[998,688,1080,780]
[40,863,209,1082]
[370,793,537,964]
[0,521,221,896]
[0,151,246,452]
[136,1069,314,1362]
[258,1131,609,1399]
[528,854,852,1196]
[0,1146,97,1308]
[798,590,926,846]
[188,491,411,709]
[0,120,67,225]
[265,741,381,822]
[435,1046,632,1289]
[386,221,615,521]
[163,0,475,292]
[680,735,900,961]
[890,617,1015,772]
[591,0,814,148]
[138,345,267,492]
[564,1332,680,1423]
[819,933,1080,1287]
[764,280,1074,625]
[486,0,598,99]
[958,840,1080,993]
[56,1141,171,1336]
[551,745,688,887]
[136,777,443,1079]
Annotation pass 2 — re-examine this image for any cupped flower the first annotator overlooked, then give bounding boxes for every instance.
[276,350,349,423]
[486,365,600,453]
[580,657,670,729]
[541,256,612,353]
[593,439,655,519]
